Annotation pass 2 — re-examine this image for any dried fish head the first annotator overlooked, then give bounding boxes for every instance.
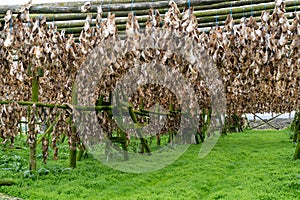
[4,10,12,23]
[81,1,91,13]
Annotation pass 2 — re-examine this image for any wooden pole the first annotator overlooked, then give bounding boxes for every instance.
[2,0,299,39]
[3,0,294,15]
[4,0,297,14]
[0,100,181,116]
[250,114,281,130]
[0,179,15,186]
[21,0,281,24]
[36,114,60,145]
[69,83,78,168]
[29,72,38,171]
[293,111,300,160]
[0,100,112,111]
[114,93,129,160]
[128,106,151,155]
[292,111,298,142]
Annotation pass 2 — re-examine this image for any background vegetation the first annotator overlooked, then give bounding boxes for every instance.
[1,129,299,199]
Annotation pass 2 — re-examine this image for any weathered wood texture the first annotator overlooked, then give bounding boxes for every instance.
[1,0,300,39]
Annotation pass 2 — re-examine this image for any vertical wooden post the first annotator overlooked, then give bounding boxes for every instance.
[29,73,38,171]
[128,107,151,155]
[292,111,298,142]
[202,108,212,137]
[168,103,174,144]
[70,83,78,168]
[220,113,227,135]
[293,111,300,160]
[19,122,22,136]
[114,92,129,160]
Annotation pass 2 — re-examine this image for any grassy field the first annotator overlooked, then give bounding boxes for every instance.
[0,129,300,199]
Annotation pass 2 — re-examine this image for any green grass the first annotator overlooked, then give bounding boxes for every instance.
[0,129,300,199]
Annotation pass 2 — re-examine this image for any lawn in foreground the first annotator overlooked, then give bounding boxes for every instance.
[0,129,300,200]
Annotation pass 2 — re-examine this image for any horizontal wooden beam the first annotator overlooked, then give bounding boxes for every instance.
[0,100,111,111]
[194,0,300,17]
[0,100,182,117]
[0,0,277,14]
[1,0,299,35]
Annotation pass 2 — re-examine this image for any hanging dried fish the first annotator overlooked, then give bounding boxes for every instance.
[0,0,299,157]
[4,10,12,23]
[96,5,103,26]
[81,1,91,13]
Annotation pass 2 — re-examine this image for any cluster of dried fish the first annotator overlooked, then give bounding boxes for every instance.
[208,0,300,115]
[0,5,61,157]
[1,0,300,155]
[0,0,119,153]
[75,0,222,146]
[0,102,24,145]
[0,3,32,102]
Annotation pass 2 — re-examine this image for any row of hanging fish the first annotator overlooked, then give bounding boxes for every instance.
[0,0,299,147]
[76,0,222,143]
[207,0,300,114]
[0,0,122,155]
